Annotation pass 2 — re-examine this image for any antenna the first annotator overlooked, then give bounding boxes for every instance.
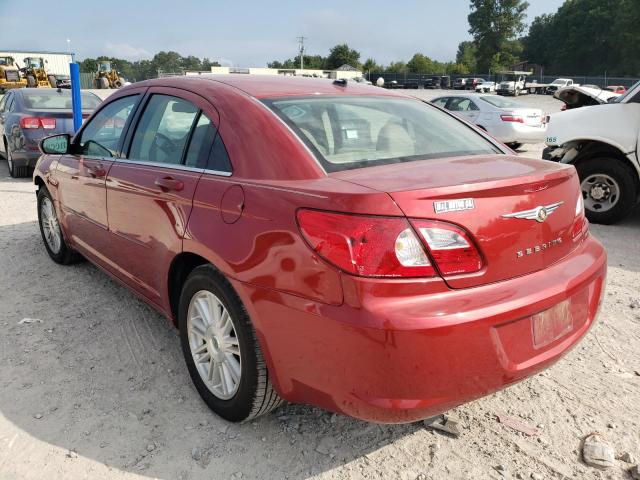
[297,36,307,70]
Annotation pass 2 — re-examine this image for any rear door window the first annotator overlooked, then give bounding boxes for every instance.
[79,95,139,157]
[128,95,199,165]
[432,97,449,108]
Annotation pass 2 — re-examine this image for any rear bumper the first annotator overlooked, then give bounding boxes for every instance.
[491,122,547,145]
[235,235,606,423]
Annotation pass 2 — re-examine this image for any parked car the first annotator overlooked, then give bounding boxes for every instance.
[544,80,640,224]
[431,94,546,149]
[475,80,496,93]
[606,85,626,94]
[554,85,621,110]
[452,78,468,90]
[424,75,450,89]
[34,75,605,423]
[0,88,101,177]
[545,78,575,95]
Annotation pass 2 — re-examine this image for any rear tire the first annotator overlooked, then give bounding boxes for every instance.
[26,75,36,88]
[506,142,523,151]
[37,187,81,264]
[114,77,125,88]
[6,146,28,178]
[575,157,637,224]
[179,265,283,422]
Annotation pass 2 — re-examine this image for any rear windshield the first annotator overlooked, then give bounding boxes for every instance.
[22,90,102,110]
[479,96,521,109]
[264,96,500,172]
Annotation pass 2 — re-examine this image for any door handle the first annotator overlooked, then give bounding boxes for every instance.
[88,165,106,178]
[154,176,184,192]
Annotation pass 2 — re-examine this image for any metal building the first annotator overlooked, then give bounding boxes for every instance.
[0,50,73,76]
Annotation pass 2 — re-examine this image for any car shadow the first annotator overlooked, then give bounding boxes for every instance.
[0,218,421,480]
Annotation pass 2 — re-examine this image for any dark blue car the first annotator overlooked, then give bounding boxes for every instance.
[0,88,101,177]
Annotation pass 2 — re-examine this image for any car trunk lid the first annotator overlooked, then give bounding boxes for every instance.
[333,155,581,289]
[507,108,545,127]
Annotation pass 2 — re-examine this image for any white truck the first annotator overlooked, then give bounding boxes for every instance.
[545,78,576,95]
[496,71,532,96]
[543,80,640,224]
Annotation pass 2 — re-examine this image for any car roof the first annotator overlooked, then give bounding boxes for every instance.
[133,74,405,100]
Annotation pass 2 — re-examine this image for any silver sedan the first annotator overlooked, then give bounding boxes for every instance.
[431,94,547,149]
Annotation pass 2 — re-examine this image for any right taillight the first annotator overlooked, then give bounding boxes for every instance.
[411,220,483,275]
[296,209,482,278]
[572,193,588,241]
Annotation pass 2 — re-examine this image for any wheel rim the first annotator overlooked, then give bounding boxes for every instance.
[581,173,620,213]
[40,197,62,254]
[187,290,241,400]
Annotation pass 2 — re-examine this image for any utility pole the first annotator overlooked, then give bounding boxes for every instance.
[297,36,307,70]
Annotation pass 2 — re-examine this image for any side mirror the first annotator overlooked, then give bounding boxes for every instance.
[40,134,70,154]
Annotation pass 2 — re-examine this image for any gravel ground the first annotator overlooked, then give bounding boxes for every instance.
[0,90,639,480]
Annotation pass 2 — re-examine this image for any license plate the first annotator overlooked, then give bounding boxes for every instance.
[532,299,573,349]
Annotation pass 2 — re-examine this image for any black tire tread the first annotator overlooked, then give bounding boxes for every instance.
[180,265,283,422]
[575,156,637,225]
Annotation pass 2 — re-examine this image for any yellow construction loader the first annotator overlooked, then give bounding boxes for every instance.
[21,57,57,88]
[0,56,27,93]
[93,61,125,89]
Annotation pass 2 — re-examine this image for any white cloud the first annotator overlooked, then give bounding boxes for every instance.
[103,42,151,60]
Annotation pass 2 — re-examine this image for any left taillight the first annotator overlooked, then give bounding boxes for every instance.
[20,117,56,130]
[500,115,524,123]
[296,210,435,278]
[296,210,483,278]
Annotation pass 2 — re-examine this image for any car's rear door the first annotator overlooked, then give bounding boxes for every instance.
[55,91,144,263]
[105,87,220,303]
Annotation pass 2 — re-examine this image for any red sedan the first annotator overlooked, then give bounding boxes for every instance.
[34,75,606,423]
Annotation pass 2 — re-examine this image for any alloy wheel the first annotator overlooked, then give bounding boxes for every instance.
[581,173,620,213]
[40,196,62,254]
[187,290,241,400]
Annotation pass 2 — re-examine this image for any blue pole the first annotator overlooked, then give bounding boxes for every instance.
[69,62,82,132]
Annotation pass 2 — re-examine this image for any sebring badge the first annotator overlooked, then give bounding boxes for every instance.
[501,202,564,223]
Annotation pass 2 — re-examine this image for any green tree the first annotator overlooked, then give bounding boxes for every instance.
[407,53,434,73]
[362,58,383,73]
[468,0,529,72]
[456,41,477,72]
[325,44,361,70]
[523,0,640,76]
[385,61,408,73]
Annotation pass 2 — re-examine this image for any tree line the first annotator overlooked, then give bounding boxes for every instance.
[79,51,220,82]
[79,0,640,81]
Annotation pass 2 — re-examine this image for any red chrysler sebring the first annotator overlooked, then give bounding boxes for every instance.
[34,75,606,423]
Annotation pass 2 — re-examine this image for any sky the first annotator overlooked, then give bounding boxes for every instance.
[1,0,565,66]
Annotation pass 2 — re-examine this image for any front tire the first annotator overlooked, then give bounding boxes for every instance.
[37,187,80,264]
[576,157,637,224]
[179,265,283,422]
[26,75,36,88]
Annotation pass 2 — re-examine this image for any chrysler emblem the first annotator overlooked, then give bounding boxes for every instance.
[502,202,563,223]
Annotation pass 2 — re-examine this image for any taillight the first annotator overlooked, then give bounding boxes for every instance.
[20,117,56,129]
[411,220,483,275]
[572,193,588,240]
[296,210,435,278]
[296,210,483,278]
[500,115,524,123]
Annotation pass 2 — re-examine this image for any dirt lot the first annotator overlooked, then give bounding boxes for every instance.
[0,92,639,480]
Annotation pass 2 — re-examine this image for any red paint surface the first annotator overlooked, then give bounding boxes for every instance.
[34,75,607,423]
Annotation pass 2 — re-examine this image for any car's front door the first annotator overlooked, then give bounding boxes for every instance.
[105,88,220,303]
[55,92,143,264]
